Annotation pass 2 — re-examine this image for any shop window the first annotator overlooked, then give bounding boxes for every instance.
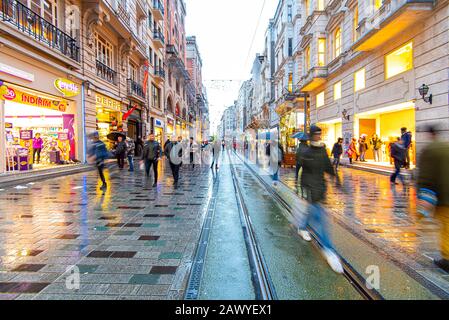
[318,38,326,67]
[95,32,114,68]
[317,0,325,11]
[385,42,413,80]
[316,91,325,108]
[334,81,342,101]
[354,68,365,92]
[305,45,311,72]
[334,27,342,58]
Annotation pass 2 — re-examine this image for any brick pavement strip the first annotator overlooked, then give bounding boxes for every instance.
[0,163,214,300]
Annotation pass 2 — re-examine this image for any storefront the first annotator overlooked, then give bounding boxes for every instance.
[318,119,342,156]
[95,93,122,150]
[279,110,304,154]
[175,119,182,138]
[1,80,78,172]
[166,117,174,140]
[354,101,416,166]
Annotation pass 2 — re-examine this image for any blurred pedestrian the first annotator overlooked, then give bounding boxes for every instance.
[295,135,309,180]
[221,139,225,152]
[211,138,221,170]
[347,138,358,164]
[331,138,344,170]
[297,124,343,274]
[417,125,449,272]
[401,127,413,169]
[189,137,198,169]
[32,133,43,164]
[126,136,135,172]
[165,135,183,187]
[115,135,127,169]
[142,134,161,187]
[390,137,406,186]
[358,136,368,162]
[87,132,109,191]
[370,134,383,162]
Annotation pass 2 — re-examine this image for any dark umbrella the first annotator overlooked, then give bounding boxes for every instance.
[107,132,126,141]
[291,132,309,140]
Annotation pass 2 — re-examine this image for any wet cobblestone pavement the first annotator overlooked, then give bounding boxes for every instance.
[277,165,449,295]
[0,162,213,300]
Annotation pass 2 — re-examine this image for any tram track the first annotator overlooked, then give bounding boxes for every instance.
[230,151,384,301]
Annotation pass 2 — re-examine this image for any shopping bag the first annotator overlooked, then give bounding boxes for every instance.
[417,188,438,218]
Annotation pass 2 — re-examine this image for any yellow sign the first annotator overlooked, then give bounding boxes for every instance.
[0,82,68,112]
[96,93,121,112]
[54,78,80,97]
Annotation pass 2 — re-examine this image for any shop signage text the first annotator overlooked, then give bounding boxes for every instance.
[0,63,34,82]
[54,78,80,97]
[20,130,33,140]
[96,94,121,112]
[0,81,68,112]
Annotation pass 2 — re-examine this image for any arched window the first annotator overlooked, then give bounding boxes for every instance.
[334,27,342,58]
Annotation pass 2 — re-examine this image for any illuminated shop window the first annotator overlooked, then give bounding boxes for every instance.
[354,68,365,92]
[316,91,325,108]
[305,0,310,17]
[318,38,326,66]
[288,73,293,92]
[353,4,359,42]
[385,42,413,79]
[334,81,342,100]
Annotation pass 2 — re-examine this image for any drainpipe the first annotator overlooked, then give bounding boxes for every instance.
[81,83,87,164]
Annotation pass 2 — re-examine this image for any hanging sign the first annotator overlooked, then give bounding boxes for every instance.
[0,81,67,112]
[96,93,121,112]
[54,78,80,97]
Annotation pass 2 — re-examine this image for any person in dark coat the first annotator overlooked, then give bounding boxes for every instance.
[165,136,183,187]
[297,125,343,274]
[390,137,406,186]
[295,136,309,180]
[401,127,413,169]
[331,138,344,170]
[142,133,162,187]
[358,136,368,162]
[115,135,127,169]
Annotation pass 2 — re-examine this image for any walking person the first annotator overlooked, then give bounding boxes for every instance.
[87,132,109,191]
[390,137,406,186]
[295,135,309,180]
[401,127,413,169]
[164,135,183,187]
[189,137,198,169]
[126,137,135,172]
[417,125,449,272]
[115,135,127,169]
[370,134,383,163]
[221,140,225,152]
[142,134,161,187]
[347,138,358,164]
[297,125,343,274]
[331,138,344,170]
[210,138,221,170]
[358,136,368,162]
[32,133,44,164]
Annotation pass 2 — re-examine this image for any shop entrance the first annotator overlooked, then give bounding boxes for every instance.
[354,102,416,167]
[318,120,342,156]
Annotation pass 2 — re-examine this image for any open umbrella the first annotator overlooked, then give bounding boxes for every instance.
[291,132,309,140]
[107,132,126,141]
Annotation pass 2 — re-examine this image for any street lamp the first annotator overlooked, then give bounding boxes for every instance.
[419,84,432,104]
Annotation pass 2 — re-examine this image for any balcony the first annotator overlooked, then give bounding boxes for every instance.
[166,44,179,56]
[153,67,165,82]
[152,0,165,21]
[127,79,145,101]
[353,0,434,52]
[0,0,80,62]
[153,30,165,49]
[116,2,130,27]
[96,60,117,85]
[300,67,328,92]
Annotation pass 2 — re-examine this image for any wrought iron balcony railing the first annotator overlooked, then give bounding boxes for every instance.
[154,67,165,78]
[117,2,130,26]
[127,79,145,98]
[153,0,165,15]
[153,30,165,44]
[0,0,80,62]
[96,60,117,85]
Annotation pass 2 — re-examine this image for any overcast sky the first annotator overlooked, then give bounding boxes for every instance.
[185,0,279,135]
